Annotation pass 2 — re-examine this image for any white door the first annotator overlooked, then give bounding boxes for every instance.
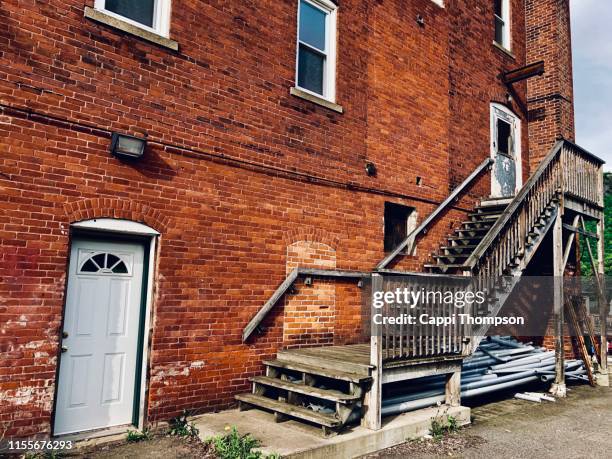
[54,239,145,435]
[490,104,522,198]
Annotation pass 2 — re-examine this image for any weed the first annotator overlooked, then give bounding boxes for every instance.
[168,412,199,438]
[126,428,152,443]
[447,415,459,432]
[430,415,460,441]
[210,426,279,459]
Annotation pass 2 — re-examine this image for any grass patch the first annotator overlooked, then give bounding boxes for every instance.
[209,426,279,459]
[126,427,152,443]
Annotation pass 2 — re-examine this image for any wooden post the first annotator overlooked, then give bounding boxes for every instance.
[363,273,382,430]
[445,367,461,407]
[596,216,609,384]
[550,210,566,397]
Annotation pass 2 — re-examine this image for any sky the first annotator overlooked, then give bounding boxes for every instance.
[570,0,612,170]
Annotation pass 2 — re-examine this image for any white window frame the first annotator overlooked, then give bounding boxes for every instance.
[494,0,511,51]
[295,0,338,103]
[94,0,172,38]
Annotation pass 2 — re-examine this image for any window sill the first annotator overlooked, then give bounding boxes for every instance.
[84,7,179,51]
[492,41,515,60]
[290,87,344,114]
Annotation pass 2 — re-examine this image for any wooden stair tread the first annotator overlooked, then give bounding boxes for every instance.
[425,263,468,269]
[235,393,341,427]
[251,376,360,403]
[263,359,372,383]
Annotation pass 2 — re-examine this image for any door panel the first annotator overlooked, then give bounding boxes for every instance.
[491,105,521,198]
[54,239,145,435]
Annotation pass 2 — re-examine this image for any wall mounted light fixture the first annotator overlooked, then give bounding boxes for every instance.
[110,132,147,160]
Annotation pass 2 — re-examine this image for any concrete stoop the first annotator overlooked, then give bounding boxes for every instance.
[193,405,471,459]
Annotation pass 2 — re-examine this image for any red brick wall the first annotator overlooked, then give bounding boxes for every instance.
[526,0,575,166]
[0,0,534,437]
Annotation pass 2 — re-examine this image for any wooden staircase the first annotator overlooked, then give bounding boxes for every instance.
[236,345,372,436]
[425,198,510,274]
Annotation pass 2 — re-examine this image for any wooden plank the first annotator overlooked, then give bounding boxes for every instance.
[377,157,493,269]
[242,268,299,342]
[502,60,545,84]
[363,273,383,430]
[563,223,599,240]
[298,268,370,278]
[242,269,370,342]
[596,217,608,372]
[551,211,566,395]
[276,350,371,374]
[562,215,581,270]
[251,376,360,403]
[263,359,371,383]
[580,215,607,371]
[565,299,596,386]
[235,393,341,427]
[445,370,462,407]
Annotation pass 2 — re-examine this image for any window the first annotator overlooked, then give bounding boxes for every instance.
[94,0,171,37]
[296,0,337,101]
[494,0,510,50]
[79,252,130,275]
[384,203,415,253]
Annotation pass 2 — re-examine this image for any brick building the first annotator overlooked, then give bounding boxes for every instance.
[0,0,603,439]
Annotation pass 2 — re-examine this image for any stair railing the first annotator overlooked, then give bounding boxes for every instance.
[465,139,605,278]
[377,157,494,270]
[464,140,565,277]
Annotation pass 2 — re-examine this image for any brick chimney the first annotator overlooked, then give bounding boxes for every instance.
[525,0,575,168]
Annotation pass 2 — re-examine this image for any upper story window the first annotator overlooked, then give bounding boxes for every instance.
[494,0,511,50]
[296,0,338,102]
[95,0,171,37]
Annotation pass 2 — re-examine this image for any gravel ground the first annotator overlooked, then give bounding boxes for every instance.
[366,384,611,459]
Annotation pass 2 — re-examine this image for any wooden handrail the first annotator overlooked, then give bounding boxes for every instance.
[376,157,494,270]
[242,268,370,342]
[464,140,564,270]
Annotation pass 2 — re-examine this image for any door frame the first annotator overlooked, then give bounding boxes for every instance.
[490,102,522,197]
[52,219,159,436]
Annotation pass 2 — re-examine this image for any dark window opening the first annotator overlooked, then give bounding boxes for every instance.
[496,119,512,156]
[384,203,414,253]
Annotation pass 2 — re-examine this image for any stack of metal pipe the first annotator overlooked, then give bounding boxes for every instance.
[382,336,588,417]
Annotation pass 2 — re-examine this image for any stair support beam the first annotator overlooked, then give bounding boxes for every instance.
[596,216,608,379]
[363,273,383,431]
[550,210,566,397]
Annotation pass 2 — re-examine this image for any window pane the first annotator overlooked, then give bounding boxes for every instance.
[299,1,327,51]
[105,0,155,27]
[495,17,505,45]
[298,45,325,95]
[494,0,503,18]
[497,119,512,156]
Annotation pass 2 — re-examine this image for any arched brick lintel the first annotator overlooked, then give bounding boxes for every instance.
[64,198,170,233]
[283,227,342,250]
